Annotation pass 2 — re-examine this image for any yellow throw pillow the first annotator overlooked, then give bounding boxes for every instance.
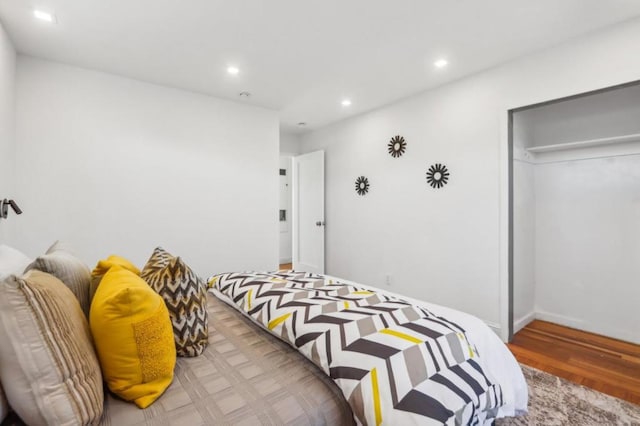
[90,254,140,302]
[90,265,175,408]
[93,255,140,276]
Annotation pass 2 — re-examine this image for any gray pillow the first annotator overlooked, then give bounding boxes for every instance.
[25,241,91,317]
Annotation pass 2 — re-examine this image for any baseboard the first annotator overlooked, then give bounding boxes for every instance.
[535,310,639,344]
[535,311,585,330]
[513,311,536,334]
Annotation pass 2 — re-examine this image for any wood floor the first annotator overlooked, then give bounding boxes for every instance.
[508,320,640,405]
[279,263,293,269]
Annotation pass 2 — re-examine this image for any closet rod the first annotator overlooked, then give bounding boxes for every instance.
[526,132,640,154]
[524,150,640,165]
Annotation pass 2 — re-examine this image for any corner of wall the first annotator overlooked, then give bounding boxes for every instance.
[0,20,17,244]
[279,130,302,156]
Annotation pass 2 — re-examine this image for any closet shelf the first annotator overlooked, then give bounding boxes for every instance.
[526,132,640,153]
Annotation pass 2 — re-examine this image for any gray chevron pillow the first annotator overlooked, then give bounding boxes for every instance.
[141,247,208,357]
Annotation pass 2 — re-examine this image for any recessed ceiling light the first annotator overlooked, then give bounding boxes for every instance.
[239,91,251,97]
[33,10,55,23]
[341,99,352,107]
[227,66,240,75]
[434,59,448,69]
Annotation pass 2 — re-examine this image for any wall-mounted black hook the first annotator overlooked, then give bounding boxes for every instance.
[8,200,21,215]
[0,199,22,219]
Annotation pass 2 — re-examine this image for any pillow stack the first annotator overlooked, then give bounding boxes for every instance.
[90,257,175,409]
[0,243,201,420]
[0,243,105,424]
[141,247,209,357]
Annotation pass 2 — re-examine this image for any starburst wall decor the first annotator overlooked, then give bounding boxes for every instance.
[426,163,450,189]
[388,135,406,158]
[355,176,370,195]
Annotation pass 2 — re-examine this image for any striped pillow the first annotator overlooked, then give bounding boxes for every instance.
[25,241,92,317]
[0,270,103,425]
[141,247,209,357]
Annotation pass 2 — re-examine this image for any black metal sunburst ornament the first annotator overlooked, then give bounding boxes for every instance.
[355,176,370,195]
[426,163,450,189]
[388,135,406,158]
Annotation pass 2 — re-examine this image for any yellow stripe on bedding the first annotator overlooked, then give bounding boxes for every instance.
[207,276,218,288]
[458,332,475,358]
[344,301,350,310]
[371,368,382,426]
[246,289,253,310]
[267,313,291,330]
[352,290,374,295]
[380,328,422,344]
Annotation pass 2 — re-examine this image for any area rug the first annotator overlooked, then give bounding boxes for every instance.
[497,364,640,425]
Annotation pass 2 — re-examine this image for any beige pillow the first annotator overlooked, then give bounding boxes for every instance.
[0,270,103,425]
[25,241,92,317]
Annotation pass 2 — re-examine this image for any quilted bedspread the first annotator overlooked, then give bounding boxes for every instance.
[210,271,506,426]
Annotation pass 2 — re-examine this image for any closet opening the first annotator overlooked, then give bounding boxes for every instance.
[509,79,640,345]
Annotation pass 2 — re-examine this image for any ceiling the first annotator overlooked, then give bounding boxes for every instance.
[1,1,640,134]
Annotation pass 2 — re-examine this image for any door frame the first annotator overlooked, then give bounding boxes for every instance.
[504,79,640,343]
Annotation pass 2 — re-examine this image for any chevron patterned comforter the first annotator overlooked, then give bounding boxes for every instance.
[209,271,521,426]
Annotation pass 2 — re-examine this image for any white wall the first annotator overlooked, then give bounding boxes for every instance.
[280,132,301,155]
[535,155,640,344]
[512,161,536,333]
[13,56,279,275]
[300,17,640,333]
[0,21,16,243]
[279,156,292,263]
[512,118,536,333]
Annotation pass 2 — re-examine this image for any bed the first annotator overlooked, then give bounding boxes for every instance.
[209,270,528,425]
[1,269,527,426]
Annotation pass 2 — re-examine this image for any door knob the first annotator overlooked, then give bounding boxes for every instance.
[315,221,325,227]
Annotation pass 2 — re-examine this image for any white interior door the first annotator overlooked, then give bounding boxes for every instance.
[293,150,325,274]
